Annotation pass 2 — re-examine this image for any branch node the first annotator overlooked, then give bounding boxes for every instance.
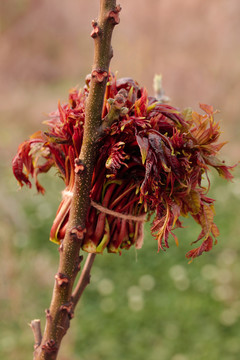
[42,339,58,354]
[55,273,70,287]
[60,301,74,319]
[70,226,87,241]
[75,255,84,273]
[91,69,108,83]
[91,20,101,38]
[74,158,85,174]
[108,4,121,25]
[45,309,52,322]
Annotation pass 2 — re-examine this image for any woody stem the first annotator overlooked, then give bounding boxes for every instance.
[33,1,120,359]
[72,253,97,311]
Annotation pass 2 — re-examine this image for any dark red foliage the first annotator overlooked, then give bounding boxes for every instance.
[12,74,235,260]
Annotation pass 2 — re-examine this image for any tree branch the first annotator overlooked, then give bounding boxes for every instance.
[33,1,121,359]
[30,319,42,350]
[72,253,96,311]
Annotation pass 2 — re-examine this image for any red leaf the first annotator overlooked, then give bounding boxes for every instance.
[199,103,214,115]
[136,132,149,164]
[186,236,213,261]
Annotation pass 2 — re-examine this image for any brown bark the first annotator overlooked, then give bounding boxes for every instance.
[72,253,96,312]
[33,1,121,359]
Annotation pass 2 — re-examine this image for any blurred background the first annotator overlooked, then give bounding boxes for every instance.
[0,1,240,359]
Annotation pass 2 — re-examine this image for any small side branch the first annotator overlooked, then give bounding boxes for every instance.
[30,319,42,350]
[72,253,96,311]
[153,74,170,104]
[101,88,128,132]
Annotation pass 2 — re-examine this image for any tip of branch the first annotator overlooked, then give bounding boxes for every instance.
[30,319,42,350]
[30,318,41,324]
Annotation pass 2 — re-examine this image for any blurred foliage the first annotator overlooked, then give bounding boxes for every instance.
[1,0,240,359]
[1,162,240,360]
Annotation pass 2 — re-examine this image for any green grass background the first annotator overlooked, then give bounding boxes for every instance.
[1,162,240,360]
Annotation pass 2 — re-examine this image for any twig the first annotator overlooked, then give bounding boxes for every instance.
[33,1,120,359]
[72,253,96,311]
[30,319,42,350]
[153,74,170,103]
[101,88,128,131]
